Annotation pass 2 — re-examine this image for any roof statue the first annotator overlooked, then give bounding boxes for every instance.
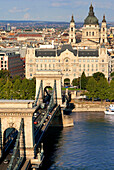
[84,3,99,25]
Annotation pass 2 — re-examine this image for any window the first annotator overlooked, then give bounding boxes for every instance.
[91,60,94,62]
[86,32,88,36]
[79,60,81,62]
[53,64,55,68]
[102,59,104,62]
[92,32,94,36]
[36,59,39,62]
[87,60,90,62]
[79,64,81,67]
[36,64,38,67]
[96,69,98,71]
[58,60,60,62]
[73,69,76,72]
[88,64,89,67]
[102,64,104,67]
[83,60,85,62]
[29,68,33,72]
[71,27,73,31]
[74,73,76,77]
[71,39,73,42]
[66,59,68,62]
[89,32,91,36]
[49,60,51,62]
[88,69,89,71]
[30,73,32,76]
[83,64,85,67]
[92,64,93,68]
[53,60,55,62]
[41,64,42,68]
[103,28,105,32]
[74,60,76,62]
[96,64,98,67]
[30,64,32,67]
[96,60,98,62]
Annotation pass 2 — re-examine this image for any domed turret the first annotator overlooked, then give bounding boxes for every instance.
[84,4,99,25]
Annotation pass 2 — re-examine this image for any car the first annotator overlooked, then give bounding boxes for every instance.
[4,159,9,164]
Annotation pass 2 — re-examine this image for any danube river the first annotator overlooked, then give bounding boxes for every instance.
[40,112,114,170]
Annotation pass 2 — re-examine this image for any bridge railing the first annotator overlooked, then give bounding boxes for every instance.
[8,118,25,170]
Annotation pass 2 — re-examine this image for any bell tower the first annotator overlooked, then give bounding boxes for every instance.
[100,15,107,44]
[69,15,76,44]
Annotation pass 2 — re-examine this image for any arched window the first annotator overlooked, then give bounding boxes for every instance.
[92,32,94,36]
[66,59,68,62]
[71,27,73,31]
[86,32,88,36]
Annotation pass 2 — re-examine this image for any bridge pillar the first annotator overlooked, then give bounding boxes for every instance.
[0,107,35,160]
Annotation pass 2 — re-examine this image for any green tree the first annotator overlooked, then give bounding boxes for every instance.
[86,77,97,102]
[96,77,109,103]
[20,78,30,99]
[0,79,5,99]
[2,79,13,99]
[93,72,105,82]
[107,80,114,102]
[110,72,114,80]
[81,71,87,89]
[12,79,22,99]
[72,78,79,86]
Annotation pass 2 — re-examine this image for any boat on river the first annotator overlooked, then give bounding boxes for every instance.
[104,104,114,115]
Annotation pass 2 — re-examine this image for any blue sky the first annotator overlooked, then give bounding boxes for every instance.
[0,0,113,22]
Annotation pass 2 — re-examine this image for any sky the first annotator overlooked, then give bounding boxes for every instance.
[0,0,113,22]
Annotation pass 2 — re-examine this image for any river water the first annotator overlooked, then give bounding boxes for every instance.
[40,112,114,170]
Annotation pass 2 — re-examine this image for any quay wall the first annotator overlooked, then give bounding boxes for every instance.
[72,101,112,112]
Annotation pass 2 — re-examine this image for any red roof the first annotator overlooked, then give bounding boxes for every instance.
[17,33,43,37]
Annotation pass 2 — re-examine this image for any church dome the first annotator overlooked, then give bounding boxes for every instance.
[84,4,99,25]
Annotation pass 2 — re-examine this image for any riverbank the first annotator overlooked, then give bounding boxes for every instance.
[72,100,114,112]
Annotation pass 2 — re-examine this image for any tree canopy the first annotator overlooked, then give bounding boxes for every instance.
[93,72,105,82]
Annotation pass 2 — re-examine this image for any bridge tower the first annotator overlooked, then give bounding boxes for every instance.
[34,70,63,105]
[0,102,35,159]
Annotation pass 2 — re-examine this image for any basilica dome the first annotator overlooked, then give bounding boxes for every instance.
[84,4,99,25]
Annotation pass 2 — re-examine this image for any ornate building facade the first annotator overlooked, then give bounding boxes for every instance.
[25,4,109,85]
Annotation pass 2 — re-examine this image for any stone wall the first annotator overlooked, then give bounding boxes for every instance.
[73,102,111,112]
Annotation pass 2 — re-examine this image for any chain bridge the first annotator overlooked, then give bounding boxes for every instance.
[0,70,74,169]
